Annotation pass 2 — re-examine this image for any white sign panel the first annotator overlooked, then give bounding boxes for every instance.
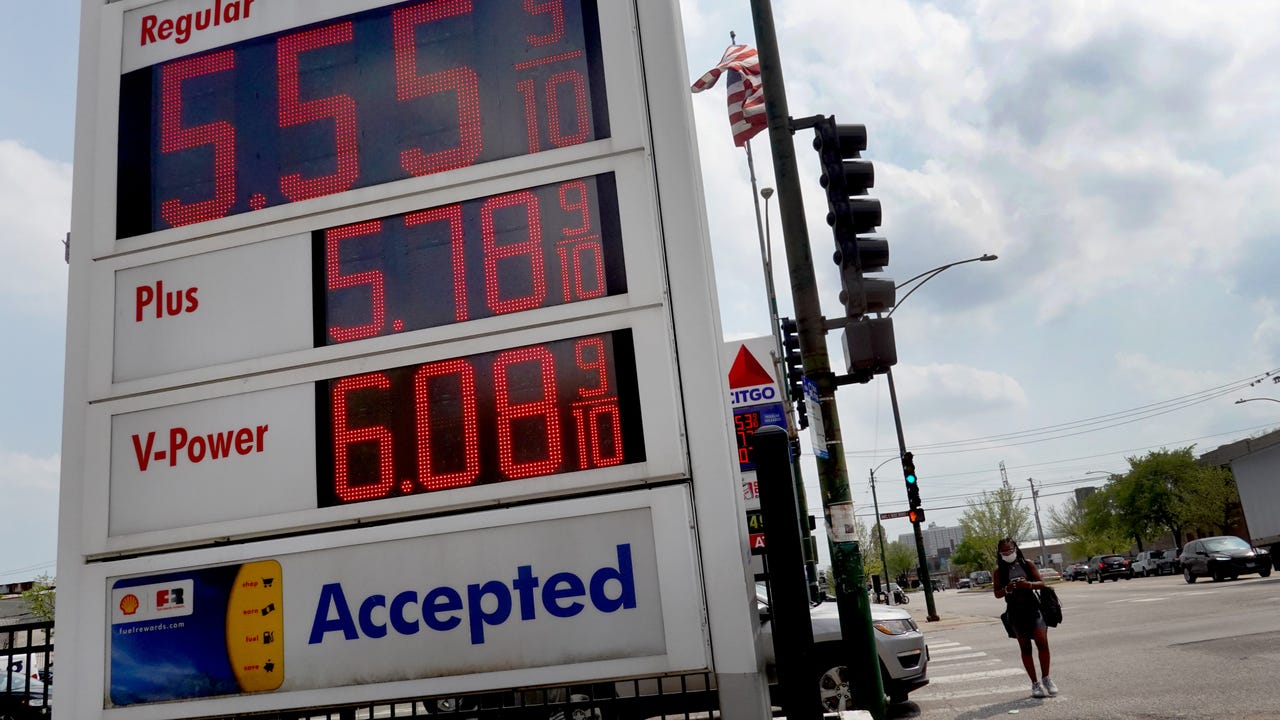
[94,488,706,718]
[113,234,312,382]
[109,384,317,536]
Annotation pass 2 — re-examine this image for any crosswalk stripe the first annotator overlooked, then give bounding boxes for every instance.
[929,651,988,663]
[928,667,1027,684]
[928,657,1002,671]
[927,641,961,649]
[930,645,974,654]
[923,683,1033,700]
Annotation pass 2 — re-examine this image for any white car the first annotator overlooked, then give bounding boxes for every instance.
[0,654,49,716]
[756,583,929,710]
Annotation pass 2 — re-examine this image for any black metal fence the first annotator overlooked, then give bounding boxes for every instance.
[216,673,721,720]
[1,619,54,719]
[0,621,723,720]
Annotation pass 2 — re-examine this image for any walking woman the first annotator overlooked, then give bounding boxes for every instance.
[993,538,1057,698]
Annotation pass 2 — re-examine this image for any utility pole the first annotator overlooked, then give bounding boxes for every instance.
[868,468,891,605]
[1028,477,1048,568]
[749,1,885,716]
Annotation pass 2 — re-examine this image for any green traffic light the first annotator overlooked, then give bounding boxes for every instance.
[906,473,917,484]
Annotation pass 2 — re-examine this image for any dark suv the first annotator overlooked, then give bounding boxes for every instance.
[1181,536,1273,583]
[1086,554,1132,583]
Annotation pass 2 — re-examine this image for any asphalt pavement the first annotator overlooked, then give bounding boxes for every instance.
[890,573,1280,719]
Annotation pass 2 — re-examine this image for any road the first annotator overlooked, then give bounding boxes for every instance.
[893,573,1280,719]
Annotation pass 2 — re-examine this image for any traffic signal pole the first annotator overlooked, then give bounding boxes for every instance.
[748,1,886,717]
[884,367,939,621]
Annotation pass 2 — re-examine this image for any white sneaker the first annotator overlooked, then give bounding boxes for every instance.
[1042,677,1059,696]
[1031,682,1047,699]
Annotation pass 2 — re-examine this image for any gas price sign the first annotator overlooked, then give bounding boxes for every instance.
[319,173,624,344]
[117,0,608,238]
[319,331,644,506]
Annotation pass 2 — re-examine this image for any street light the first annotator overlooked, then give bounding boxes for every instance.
[868,455,899,603]
[887,254,997,318]
[878,253,998,622]
[1235,397,1280,405]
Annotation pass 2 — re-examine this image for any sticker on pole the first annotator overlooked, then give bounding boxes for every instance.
[827,502,858,542]
[803,376,828,459]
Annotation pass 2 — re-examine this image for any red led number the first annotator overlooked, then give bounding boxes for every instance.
[158,51,237,227]
[572,337,623,469]
[405,204,469,322]
[482,191,547,315]
[414,359,481,490]
[393,1,482,176]
[494,346,563,479]
[277,22,360,201]
[326,221,386,342]
[332,373,396,502]
[326,335,629,505]
[524,0,566,46]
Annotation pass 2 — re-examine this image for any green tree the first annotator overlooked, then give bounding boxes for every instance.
[958,485,1033,561]
[950,536,992,574]
[1112,447,1241,547]
[1079,485,1132,555]
[21,574,55,626]
[863,522,888,579]
[885,540,917,580]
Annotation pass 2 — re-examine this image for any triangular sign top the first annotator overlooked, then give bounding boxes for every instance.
[727,345,775,389]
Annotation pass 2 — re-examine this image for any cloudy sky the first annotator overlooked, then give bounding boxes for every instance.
[3,0,1280,584]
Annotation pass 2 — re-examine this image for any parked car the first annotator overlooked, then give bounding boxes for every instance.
[1133,549,1176,577]
[1063,562,1089,581]
[1086,554,1132,583]
[968,570,993,587]
[1181,536,1273,583]
[0,655,49,718]
[956,578,972,589]
[756,583,929,709]
[1039,568,1061,582]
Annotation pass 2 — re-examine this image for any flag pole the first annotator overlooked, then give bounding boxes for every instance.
[732,30,786,378]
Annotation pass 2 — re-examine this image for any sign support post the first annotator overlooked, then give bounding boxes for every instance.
[749,0,886,716]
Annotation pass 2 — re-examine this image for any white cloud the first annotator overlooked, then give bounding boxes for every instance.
[0,449,59,492]
[0,140,72,318]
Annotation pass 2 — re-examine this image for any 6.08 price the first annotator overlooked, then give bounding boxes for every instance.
[316,331,644,507]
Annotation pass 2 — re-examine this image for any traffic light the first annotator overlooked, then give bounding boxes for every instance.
[779,317,808,429]
[903,451,923,523]
[812,116,897,377]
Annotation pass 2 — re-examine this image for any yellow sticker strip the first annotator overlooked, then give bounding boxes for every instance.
[225,560,285,692]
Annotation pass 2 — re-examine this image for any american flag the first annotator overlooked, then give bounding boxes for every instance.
[691,44,768,147]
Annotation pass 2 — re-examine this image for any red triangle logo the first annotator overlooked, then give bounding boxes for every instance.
[728,345,775,389]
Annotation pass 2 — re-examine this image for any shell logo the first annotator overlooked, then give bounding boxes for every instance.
[120,594,141,616]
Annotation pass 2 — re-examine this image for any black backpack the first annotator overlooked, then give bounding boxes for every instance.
[1037,586,1062,627]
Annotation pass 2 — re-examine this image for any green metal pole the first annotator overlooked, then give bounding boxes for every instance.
[884,366,940,621]
[747,1,885,716]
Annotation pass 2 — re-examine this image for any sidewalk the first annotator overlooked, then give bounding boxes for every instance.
[918,609,997,632]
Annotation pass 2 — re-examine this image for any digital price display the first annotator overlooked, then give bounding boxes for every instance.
[317,173,624,345]
[733,403,787,472]
[317,331,644,506]
[117,0,609,238]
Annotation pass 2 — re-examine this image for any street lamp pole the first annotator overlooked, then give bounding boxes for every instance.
[877,252,997,623]
[1027,477,1049,568]
[869,456,899,604]
[1235,397,1280,405]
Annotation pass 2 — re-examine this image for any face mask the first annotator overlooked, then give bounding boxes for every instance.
[1000,552,1017,563]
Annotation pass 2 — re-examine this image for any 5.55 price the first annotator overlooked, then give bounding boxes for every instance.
[118,0,609,238]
